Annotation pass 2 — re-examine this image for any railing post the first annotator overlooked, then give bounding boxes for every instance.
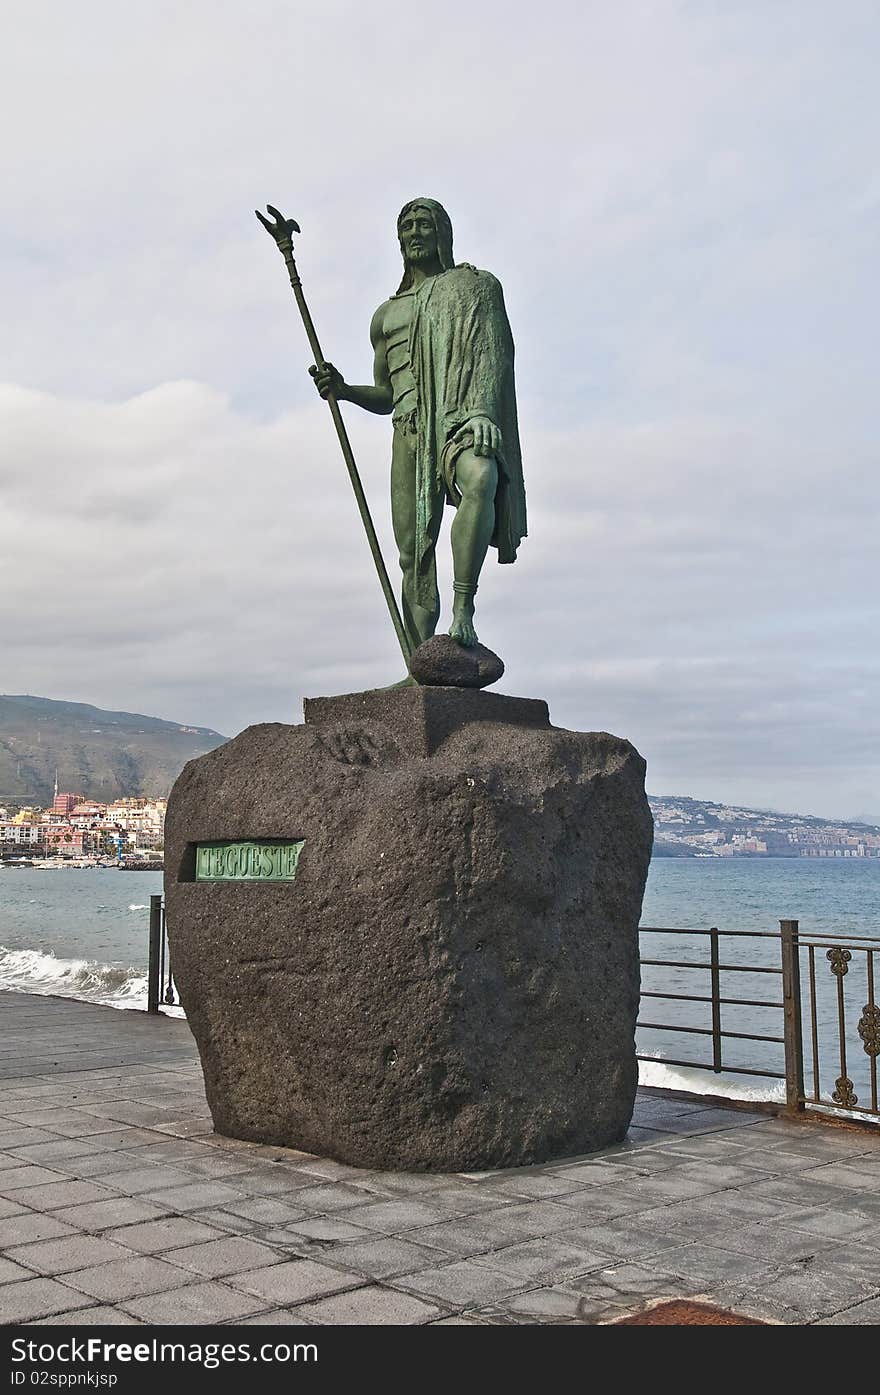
[780,918,805,1114]
[162,901,176,1006]
[148,895,162,1015]
[709,927,722,1072]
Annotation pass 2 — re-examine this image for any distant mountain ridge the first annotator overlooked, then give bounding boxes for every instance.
[3,696,876,852]
[0,695,226,804]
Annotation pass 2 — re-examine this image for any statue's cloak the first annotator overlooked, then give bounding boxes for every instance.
[408,264,527,609]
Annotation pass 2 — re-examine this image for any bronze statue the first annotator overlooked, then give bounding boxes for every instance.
[258,198,526,658]
[311,200,526,651]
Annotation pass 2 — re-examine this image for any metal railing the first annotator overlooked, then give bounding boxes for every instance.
[637,920,880,1124]
[147,894,176,1013]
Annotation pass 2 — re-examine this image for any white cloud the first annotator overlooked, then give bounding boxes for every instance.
[1,1,878,819]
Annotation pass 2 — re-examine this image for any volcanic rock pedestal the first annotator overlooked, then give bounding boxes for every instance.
[164,687,653,1172]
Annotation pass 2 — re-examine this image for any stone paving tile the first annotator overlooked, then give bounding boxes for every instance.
[121,1281,267,1324]
[317,1236,450,1279]
[0,1199,28,1221]
[230,1259,364,1306]
[165,1236,286,1278]
[53,1197,174,1231]
[119,1140,217,1164]
[785,1207,879,1242]
[390,1259,531,1306]
[714,1265,877,1324]
[0,1129,58,1149]
[469,1285,587,1324]
[214,1197,310,1226]
[810,1240,880,1286]
[428,1315,495,1325]
[73,1128,173,1151]
[141,1181,250,1212]
[337,1198,461,1234]
[624,1126,678,1145]
[0,1213,78,1246]
[270,1181,384,1212]
[284,1157,375,1184]
[479,1199,605,1238]
[5,1235,138,1275]
[474,1236,610,1285]
[710,1222,844,1266]
[77,1103,181,1128]
[152,1153,258,1181]
[342,1170,453,1198]
[0,1257,34,1284]
[735,1122,875,1155]
[280,1215,377,1244]
[0,1164,75,1192]
[646,1241,782,1285]
[3,1109,135,1137]
[6,1138,114,1166]
[560,1221,687,1262]
[815,1295,880,1324]
[397,1214,541,1259]
[62,1256,197,1302]
[103,1217,229,1254]
[296,1283,443,1325]
[236,1309,319,1325]
[0,1277,94,1322]
[599,1149,703,1175]
[29,1306,144,1325]
[61,1152,157,1180]
[800,1161,880,1191]
[2,1180,114,1212]
[566,1260,702,1307]
[486,1172,592,1200]
[746,1176,880,1219]
[189,1208,263,1235]
[538,1182,663,1223]
[94,1165,206,1195]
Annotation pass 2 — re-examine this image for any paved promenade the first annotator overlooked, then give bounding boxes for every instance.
[1,992,878,1326]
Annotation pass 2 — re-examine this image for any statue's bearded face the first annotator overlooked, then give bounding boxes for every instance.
[398,206,438,266]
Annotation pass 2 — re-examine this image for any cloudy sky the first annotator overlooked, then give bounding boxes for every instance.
[2,1,877,819]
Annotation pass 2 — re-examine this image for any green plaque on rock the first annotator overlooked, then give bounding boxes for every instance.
[195,840,304,882]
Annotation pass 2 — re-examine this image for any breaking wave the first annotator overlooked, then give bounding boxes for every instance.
[0,944,151,1012]
[638,1053,785,1103]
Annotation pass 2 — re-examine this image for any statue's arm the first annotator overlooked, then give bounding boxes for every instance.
[309,305,393,415]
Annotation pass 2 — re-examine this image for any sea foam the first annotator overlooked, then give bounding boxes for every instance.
[0,944,151,1012]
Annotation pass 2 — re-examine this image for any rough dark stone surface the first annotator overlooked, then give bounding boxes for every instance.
[165,686,653,1172]
[408,635,505,689]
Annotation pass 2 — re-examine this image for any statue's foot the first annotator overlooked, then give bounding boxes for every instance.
[448,606,478,648]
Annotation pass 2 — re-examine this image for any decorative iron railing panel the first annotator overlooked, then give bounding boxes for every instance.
[637,921,879,1123]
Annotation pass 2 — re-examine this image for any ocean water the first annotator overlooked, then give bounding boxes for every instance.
[1,859,877,1107]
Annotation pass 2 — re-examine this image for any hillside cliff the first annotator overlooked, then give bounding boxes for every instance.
[0,695,227,804]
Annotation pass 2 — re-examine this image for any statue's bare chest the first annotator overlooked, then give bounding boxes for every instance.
[382,293,415,348]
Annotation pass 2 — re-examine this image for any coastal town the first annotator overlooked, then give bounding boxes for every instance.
[652,794,880,858]
[0,782,165,866]
[3,783,880,866]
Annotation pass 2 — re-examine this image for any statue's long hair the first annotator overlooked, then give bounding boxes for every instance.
[395,198,454,293]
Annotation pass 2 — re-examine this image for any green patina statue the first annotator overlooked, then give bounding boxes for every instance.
[310,199,527,650]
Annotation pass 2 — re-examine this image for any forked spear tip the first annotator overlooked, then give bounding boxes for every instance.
[256,205,301,241]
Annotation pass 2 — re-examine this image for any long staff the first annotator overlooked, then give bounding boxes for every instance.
[256,204,413,666]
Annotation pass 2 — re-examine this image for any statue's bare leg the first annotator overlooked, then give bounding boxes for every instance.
[449,449,498,647]
[391,425,441,655]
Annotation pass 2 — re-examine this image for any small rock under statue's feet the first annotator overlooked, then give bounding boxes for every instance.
[408,634,504,689]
